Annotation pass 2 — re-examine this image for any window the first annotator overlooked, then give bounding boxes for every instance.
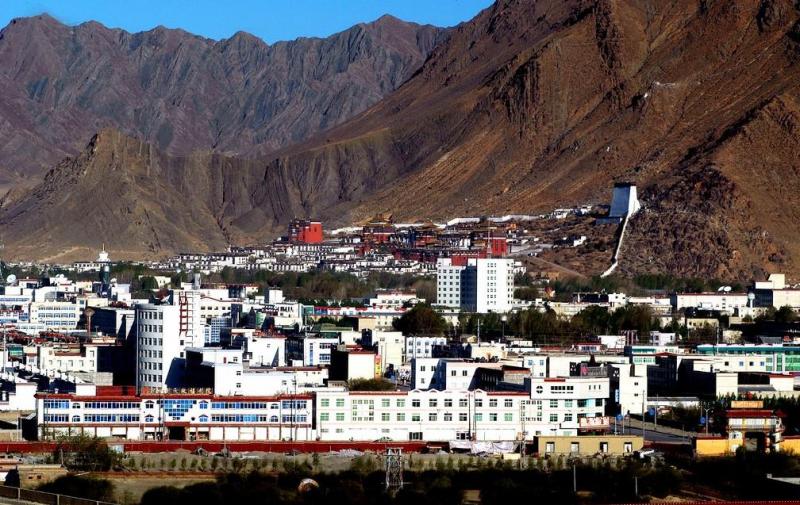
[412,414,421,422]
[382,413,390,422]
[624,442,633,453]
[545,442,555,453]
[412,399,421,408]
[570,442,580,454]
[595,399,603,407]
[504,413,512,422]
[489,413,498,422]
[198,415,208,423]
[577,399,587,408]
[459,413,468,422]
[321,399,330,408]
[444,413,452,422]
[504,399,513,408]
[550,414,558,422]
[475,399,483,408]
[489,399,498,408]
[397,399,405,408]
[564,413,573,422]
[409,432,423,441]
[600,442,609,453]
[336,399,345,408]
[429,399,437,408]
[459,399,468,408]
[565,399,573,408]
[445,399,453,408]
[382,399,390,408]
[475,413,483,422]
[397,413,406,421]
[550,399,558,408]
[429,413,437,422]
[336,413,345,422]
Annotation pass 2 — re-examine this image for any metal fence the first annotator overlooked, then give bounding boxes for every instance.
[0,485,116,505]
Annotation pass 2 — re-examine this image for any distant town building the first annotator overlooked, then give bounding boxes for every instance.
[288,219,323,244]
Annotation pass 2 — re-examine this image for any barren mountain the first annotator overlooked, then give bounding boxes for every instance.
[262,0,800,279]
[5,0,800,280]
[0,14,445,188]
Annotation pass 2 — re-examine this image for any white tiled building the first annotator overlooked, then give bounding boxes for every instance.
[136,290,204,391]
[436,258,515,313]
[405,336,447,361]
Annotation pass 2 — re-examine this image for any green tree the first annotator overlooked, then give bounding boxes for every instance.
[139,275,159,291]
[571,305,611,335]
[51,434,121,471]
[39,475,115,502]
[348,378,396,391]
[776,305,797,323]
[393,304,447,335]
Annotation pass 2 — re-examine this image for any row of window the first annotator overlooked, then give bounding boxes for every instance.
[210,414,308,423]
[319,397,522,409]
[139,310,164,321]
[319,412,517,423]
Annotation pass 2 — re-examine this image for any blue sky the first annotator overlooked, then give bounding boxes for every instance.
[1,0,494,43]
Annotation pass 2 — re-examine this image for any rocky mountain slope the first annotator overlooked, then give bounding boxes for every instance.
[4,0,800,280]
[0,129,285,262]
[263,0,800,279]
[0,14,445,188]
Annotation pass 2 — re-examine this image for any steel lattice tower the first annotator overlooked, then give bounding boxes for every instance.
[385,448,404,493]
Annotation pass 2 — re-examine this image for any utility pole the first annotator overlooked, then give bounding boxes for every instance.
[654,394,658,429]
[634,476,639,498]
[641,401,646,441]
[573,464,577,493]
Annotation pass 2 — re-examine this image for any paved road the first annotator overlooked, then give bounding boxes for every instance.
[624,425,691,443]
[614,418,696,443]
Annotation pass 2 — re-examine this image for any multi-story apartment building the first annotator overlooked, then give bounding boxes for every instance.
[302,337,339,367]
[136,290,204,391]
[472,258,515,313]
[436,258,515,313]
[405,336,448,360]
[25,301,84,333]
[527,376,610,435]
[436,258,467,308]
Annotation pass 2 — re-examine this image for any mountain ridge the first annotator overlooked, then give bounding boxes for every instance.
[4,0,800,280]
[0,13,448,189]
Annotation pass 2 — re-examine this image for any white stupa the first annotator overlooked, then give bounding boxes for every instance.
[96,244,110,263]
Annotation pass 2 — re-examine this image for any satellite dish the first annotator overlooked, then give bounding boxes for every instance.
[5,274,16,285]
[723,286,732,292]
